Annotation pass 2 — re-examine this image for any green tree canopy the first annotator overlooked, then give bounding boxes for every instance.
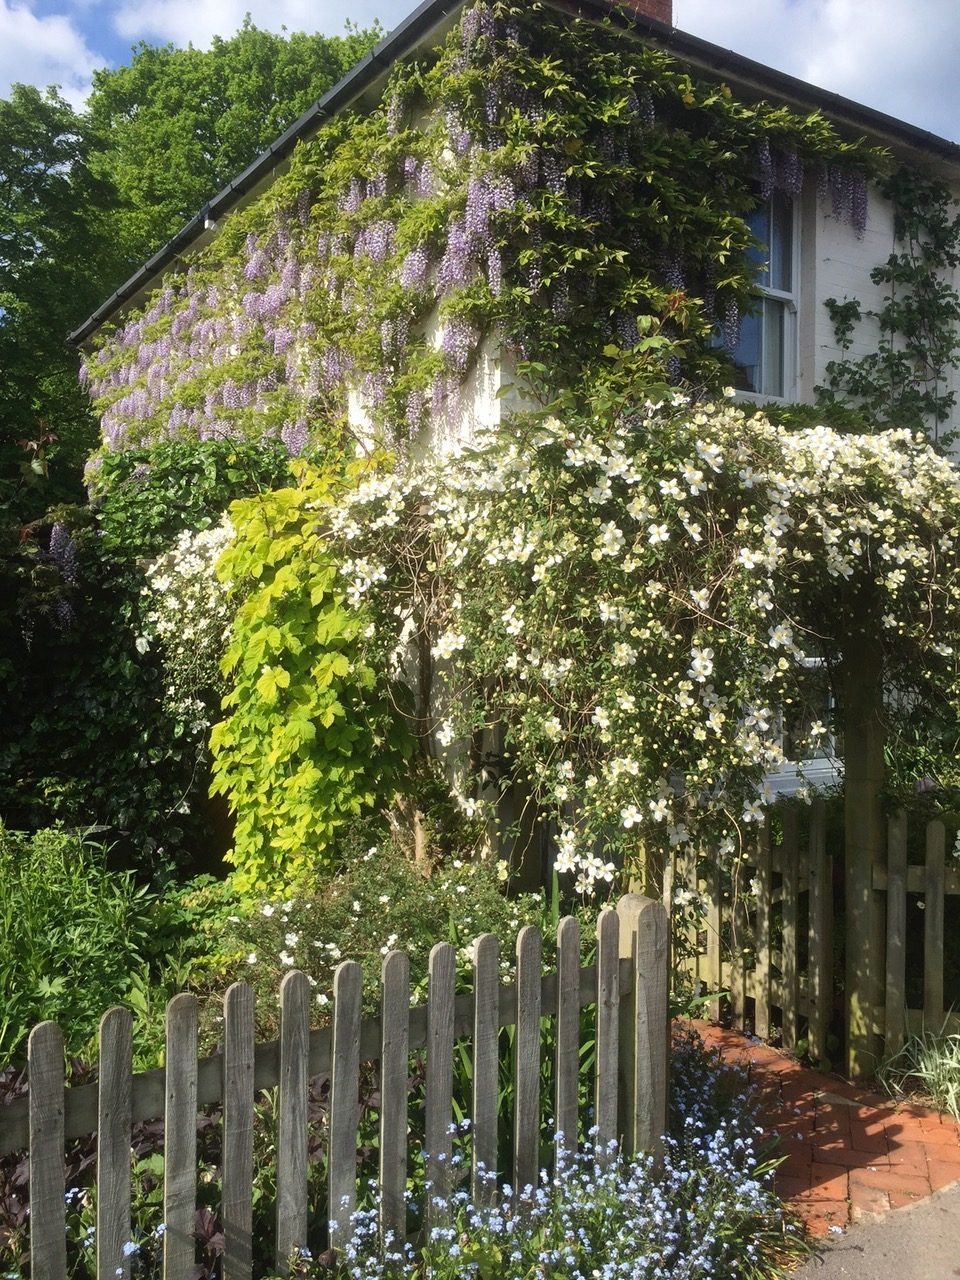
[86,19,382,265]
[0,84,120,512]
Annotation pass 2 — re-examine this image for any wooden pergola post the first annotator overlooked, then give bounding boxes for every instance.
[842,622,887,1078]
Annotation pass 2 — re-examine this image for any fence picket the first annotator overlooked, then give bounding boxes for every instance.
[471,933,499,1206]
[163,993,198,1280]
[28,1021,66,1280]
[594,908,619,1159]
[223,982,255,1280]
[379,950,410,1247]
[277,970,310,1272]
[754,826,772,1039]
[617,896,669,1162]
[514,925,542,1194]
[807,801,830,1063]
[676,843,699,986]
[705,853,722,1023]
[885,812,908,1057]
[554,917,580,1163]
[98,1007,133,1280]
[329,961,362,1249]
[729,877,749,1031]
[924,820,946,1028]
[425,942,456,1227]
[780,808,799,1050]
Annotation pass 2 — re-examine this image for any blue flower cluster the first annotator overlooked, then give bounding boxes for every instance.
[322,1027,807,1280]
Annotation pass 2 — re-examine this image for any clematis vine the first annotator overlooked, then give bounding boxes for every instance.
[318,384,960,889]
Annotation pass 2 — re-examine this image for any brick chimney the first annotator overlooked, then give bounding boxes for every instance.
[619,0,673,23]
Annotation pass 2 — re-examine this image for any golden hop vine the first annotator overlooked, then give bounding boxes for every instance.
[208,465,414,891]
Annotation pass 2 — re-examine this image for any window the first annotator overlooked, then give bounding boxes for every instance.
[731,193,798,400]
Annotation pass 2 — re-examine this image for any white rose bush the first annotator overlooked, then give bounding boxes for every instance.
[324,380,960,892]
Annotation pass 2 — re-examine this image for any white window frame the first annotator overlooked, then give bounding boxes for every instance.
[732,194,800,404]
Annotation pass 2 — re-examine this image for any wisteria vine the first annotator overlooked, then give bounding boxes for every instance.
[80,1,880,483]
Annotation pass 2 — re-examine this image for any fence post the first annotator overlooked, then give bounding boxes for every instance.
[842,624,887,1078]
[28,1022,66,1280]
[616,894,669,1162]
[97,1007,133,1280]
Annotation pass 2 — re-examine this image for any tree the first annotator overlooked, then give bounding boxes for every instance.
[0,85,120,513]
[86,20,382,266]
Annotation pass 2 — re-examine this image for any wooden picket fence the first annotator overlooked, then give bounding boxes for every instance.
[0,895,669,1280]
[668,800,960,1063]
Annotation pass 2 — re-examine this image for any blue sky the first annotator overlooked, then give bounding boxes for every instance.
[2,0,959,143]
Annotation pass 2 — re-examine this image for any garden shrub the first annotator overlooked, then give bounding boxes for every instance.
[178,818,546,1047]
[0,827,160,1065]
[0,438,290,869]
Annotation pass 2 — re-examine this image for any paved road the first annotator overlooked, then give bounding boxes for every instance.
[793,1180,960,1278]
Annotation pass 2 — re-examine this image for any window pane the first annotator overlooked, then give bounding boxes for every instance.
[732,310,761,393]
[762,298,785,396]
[769,194,793,293]
[745,204,771,288]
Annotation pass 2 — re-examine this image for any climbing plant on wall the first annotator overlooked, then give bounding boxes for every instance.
[74,0,894,882]
[818,165,960,444]
[81,0,882,477]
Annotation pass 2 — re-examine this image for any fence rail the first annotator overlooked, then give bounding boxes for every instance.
[2,895,669,1280]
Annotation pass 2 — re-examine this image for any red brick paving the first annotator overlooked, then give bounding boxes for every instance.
[690,1020,960,1238]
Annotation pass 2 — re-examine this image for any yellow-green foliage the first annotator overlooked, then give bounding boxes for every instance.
[210,462,413,891]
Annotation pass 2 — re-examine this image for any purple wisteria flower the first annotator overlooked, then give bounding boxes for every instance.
[244,234,268,281]
[437,219,472,292]
[662,254,686,291]
[465,177,492,250]
[758,138,774,201]
[851,173,868,237]
[722,297,742,351]
[441,315,477,373]
[405,387,426,430]
[47,521,79,585]
[400,246,430,290]
[487,246,503,296]
[281,417,310,456]
[778,150,804,197]
[446,109,472,156]
[343,179,364,215]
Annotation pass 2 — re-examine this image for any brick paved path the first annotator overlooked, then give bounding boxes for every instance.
[692,1021,960,1237]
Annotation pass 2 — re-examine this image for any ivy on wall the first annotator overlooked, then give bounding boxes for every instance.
[81,1,882,472]
[818,166,960,443]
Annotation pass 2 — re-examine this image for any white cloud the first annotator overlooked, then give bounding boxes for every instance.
[0,1,104,106]
[675,0,960,141]
[111,0,396,48]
